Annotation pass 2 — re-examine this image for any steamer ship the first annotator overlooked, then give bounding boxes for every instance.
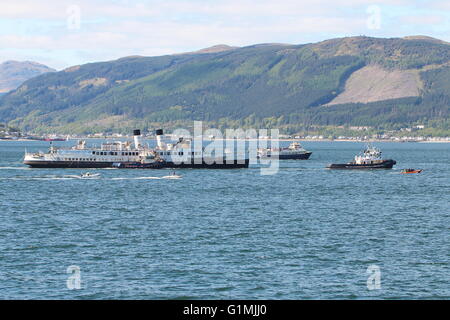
[23,129,249,169]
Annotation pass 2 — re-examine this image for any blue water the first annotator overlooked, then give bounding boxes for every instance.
[0,140,448,299]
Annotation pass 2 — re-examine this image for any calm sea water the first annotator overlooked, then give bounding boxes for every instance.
[0,140,448,299]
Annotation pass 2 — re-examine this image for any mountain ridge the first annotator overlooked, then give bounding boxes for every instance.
[0,60,55,93]
[0,36,449,134]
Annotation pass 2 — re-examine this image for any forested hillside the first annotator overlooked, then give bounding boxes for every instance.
[0,36,448,134]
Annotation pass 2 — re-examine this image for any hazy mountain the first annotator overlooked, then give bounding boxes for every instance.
[0,37,448,133]
[0,61,55,94]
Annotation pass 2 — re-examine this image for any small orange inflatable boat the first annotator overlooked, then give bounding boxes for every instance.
[401,168,422,174]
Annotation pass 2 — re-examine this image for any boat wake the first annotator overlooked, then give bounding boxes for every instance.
[110,176,162,180]
[0,174,99,180]
[0,176,77,180]
[0,174,181,180]
[110,176,182,180]
[162,175,182,179]
[64,175,84,179]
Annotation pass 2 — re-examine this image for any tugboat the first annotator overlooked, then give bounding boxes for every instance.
[257,142,312,160]
[327,144,396,169]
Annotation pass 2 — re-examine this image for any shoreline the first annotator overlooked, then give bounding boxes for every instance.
[2,137,450,143]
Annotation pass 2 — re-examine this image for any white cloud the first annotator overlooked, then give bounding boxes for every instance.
[0,0,448,69]
[400,14,445,25]
[0,0,411,20]
[0,0,157,19]
[430,0,450,10]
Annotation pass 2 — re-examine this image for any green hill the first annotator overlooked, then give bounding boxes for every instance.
[0,36,449,134]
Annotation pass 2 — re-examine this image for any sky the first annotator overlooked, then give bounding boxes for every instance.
[0,0,449,70]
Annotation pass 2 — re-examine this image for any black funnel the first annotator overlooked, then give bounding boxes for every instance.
[155,129,163,136]
[133,129,141,136]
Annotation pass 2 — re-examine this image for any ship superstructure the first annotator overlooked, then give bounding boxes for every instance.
[23,129,249,169]
[258,141,312,160]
